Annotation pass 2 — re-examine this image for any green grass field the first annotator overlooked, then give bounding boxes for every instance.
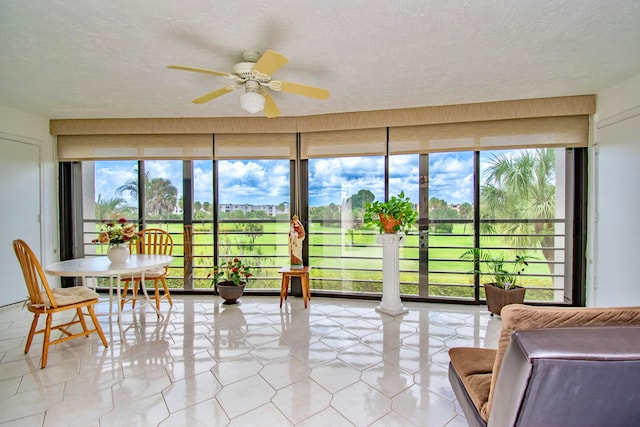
[91,221,560,302]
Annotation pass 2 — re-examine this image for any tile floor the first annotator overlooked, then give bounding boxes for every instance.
[0,295,502,426]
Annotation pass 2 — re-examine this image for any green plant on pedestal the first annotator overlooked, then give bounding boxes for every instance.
[364,191,418,234]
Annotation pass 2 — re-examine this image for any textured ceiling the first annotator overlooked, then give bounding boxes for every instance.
[1,0,639,120]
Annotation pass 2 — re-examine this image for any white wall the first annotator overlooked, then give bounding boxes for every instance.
[589,73,640,306]
[0,105,57,306]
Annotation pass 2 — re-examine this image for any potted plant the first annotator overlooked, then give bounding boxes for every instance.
[459,248,533,316]
[364,191,418,234]
[209,257,252,305]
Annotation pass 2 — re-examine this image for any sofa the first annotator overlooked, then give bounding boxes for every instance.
[448,304,640,426]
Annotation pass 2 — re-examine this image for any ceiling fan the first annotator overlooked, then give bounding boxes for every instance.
[168,50,330,118]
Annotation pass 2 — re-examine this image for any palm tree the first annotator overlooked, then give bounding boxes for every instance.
[481,148,556,272]
[95,194,126,219]
[116,172,141,202]
[146,177,178,217]
[116,171,178,218]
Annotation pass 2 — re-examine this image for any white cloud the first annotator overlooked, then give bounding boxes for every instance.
[93,151,483,209]
[94,161,137,204]
[193,162,213,203]
[218,160,290,204]
[309,157,385,206]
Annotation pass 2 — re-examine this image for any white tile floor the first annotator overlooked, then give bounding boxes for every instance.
[0,295,502,426]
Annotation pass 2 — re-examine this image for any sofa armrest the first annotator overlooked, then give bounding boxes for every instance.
[488,326,640,427]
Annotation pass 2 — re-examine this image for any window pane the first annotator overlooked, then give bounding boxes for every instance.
[192,160,214,289]
[82,160,139,256]
[423,152,475,300]
[214,159,290,290]
[142,160,184,290]
[309,156,385,293]
[478,148,567,303]
[389,154,420,296]
[143,160,182,221]
[82,160,142,290]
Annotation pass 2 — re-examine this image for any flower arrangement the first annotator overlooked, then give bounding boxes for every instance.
[93,217,141,246]
[209,258,252,286]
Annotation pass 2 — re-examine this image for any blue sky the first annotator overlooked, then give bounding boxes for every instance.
[93,152,477,208]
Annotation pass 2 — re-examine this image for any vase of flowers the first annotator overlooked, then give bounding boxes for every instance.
[93,217,141,263]
[209,258,252,304]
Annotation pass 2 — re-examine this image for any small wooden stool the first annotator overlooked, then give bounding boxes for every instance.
[279,266,311,308]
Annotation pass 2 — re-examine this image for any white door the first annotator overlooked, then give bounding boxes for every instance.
[0,137,41,306]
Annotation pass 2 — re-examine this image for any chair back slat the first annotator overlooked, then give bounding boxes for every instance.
[133,228,173,257]
[13,239,58,308]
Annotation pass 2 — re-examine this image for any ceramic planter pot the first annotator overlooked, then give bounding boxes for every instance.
[216,281,246,305]
[484,283,526,316]
[379,214,401,234]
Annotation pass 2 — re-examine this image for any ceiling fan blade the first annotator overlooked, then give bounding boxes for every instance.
[192,86,235,104]
[168,65,231,78]
[263,93,280,118]
[251,50,288,79]
[275,81,330,100]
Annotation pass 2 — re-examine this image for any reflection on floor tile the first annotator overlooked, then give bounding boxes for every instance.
[0,295,500,426]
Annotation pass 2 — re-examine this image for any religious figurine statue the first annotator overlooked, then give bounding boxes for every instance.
[289,215,305,269]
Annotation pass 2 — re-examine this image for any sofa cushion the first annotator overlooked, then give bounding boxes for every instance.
[448,347,495,417]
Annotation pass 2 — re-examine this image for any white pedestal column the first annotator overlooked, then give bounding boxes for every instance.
[375,233,409,316]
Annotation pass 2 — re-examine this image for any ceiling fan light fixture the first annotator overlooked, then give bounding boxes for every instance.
[169,49,330,118]
[240,91,265,114]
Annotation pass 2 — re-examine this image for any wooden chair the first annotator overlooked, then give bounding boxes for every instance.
[120,228,173,312]
[12,239,108,369]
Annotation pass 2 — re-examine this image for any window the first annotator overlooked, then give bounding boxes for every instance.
[191,160,214,289]
[65,107,587,304]
[419,152,475,299]
[308,156,385,293]
[476,148,571,303]
[389,154,420,295]
[82,160,139,256]
[81,160,185,289]
[214,159,290,290]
